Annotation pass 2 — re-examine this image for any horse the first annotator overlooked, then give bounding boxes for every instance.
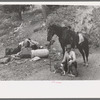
[47,24,89,66]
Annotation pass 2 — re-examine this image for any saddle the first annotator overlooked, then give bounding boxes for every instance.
[78,33,84,44]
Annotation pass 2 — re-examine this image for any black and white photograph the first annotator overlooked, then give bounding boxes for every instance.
[0,2,100,81]
[0,1,100,98]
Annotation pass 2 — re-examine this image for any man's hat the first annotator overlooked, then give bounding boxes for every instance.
[66,44,71,49]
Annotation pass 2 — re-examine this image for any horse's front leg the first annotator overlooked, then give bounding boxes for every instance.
[84,47,89,67]
[62,47,65,56]
[85,58,89,67]
[61,45,66,57]
[59,41,65,56]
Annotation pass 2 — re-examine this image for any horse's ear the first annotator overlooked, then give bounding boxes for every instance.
[47,25,50,31]
[48,24,54,30]
[47,23,52,28]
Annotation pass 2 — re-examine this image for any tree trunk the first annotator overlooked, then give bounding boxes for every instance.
[18,11,22,20]
[18,6,22,20]
[41,5,49,23]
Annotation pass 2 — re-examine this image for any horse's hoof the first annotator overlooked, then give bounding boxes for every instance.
[61,71,66,76]
[86,63,89,67]
[67,73,75,77]
[83,63,86,66]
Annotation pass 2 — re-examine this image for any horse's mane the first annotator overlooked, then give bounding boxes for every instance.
[48,24,68,34]
[48,24,61,30]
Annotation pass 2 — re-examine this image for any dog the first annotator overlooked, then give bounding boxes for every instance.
[53,62,66,76]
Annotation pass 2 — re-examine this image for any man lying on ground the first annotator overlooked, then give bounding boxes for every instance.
[5,38,43,56]
[19,38,43,50]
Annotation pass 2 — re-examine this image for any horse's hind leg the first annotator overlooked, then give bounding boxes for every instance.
[78,46,86,65]
[83,46,89,66]
[82,40,89,66]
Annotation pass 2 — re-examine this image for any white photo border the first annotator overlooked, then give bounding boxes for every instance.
[0,1,100,98]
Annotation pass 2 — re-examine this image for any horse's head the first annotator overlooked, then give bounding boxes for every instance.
[47,25,55,41]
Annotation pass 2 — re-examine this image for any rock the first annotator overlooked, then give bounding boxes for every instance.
[30,56,41,61]
[44,59,47,62]
[57,52,61,56]
[52,48,56,51]
[31,49,49,58]
[0,57,11,64]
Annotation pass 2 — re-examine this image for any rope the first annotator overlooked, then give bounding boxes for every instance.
[49,46,52,72]
[44,17,53,72]
[47,40,54,72]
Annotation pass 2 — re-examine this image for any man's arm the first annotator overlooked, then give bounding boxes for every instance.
[69,51,76,63]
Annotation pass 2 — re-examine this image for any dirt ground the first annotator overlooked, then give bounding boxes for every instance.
[0,12,100,81]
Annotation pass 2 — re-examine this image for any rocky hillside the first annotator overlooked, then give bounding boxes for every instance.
[0,5,100,48]
[47,5,100,47]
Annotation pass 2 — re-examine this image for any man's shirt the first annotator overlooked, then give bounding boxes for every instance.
[62,50,76,64]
